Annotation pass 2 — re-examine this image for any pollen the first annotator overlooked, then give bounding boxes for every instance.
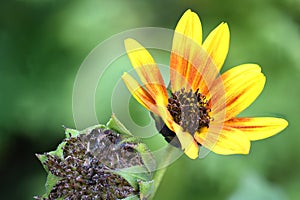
[167,88,211,135]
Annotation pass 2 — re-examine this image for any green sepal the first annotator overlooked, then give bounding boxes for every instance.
[36,154,48,172]
[107,113,133,136]
[136,143,156,172]
[36,139,66,172]
[111,167,151,190]
[117,139,156,173]
[50,140,66,159]
[43,173,61,198]
[139,180,155,200]
[122,195,140,200]
[36,141,66,197]
[110,169,154,199]
[166,87,172,97]
[118,137,140,145]
[64,127,80,138]
[75,124,106,136]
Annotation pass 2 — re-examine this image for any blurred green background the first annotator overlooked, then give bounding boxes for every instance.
[0,0,299,199]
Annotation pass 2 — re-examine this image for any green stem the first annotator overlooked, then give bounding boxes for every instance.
[150,145,178,199]
[151,165,168,198]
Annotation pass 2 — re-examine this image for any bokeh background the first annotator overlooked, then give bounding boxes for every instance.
[0,0,299,199]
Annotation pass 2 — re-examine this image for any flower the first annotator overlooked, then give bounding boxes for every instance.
[35,115,155,199]
[122,9,288,159]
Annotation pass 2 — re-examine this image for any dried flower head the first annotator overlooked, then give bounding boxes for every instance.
[35,115,154,200]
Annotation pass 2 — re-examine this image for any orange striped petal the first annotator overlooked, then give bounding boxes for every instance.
[211,64,266,121]
[194,125,250,155]
[170,9,204,92]
[225,117,288,141]
[170,43,218,94]
[122,72,156,111]
[124,38,168,106]
[203,23,230,71]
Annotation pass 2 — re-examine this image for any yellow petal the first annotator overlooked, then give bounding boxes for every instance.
[170,9,204,92]
[174,9,202,45]
[122,72,156,111]
[194,126,250,155]
[225,117,288,141]
[172,122,199,159]
[155,105,199,159]
[203,23,230,71]
[211,64,266,121]
[184,141,199,159]
[170,44,218,94]
[124,38,168,106]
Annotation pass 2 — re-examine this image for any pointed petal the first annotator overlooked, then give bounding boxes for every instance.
[172,122,199,159]
[174,9,202,45]
[170,9,205,92]
[203,23,230,71]
[125,38,168,105]
[156,105,199,159]
[211,64,266,121]
[225,117,288,141]
[170,43,218,93]
[184,142,199,159]
[194,125,250,155]
[122,72,156,111]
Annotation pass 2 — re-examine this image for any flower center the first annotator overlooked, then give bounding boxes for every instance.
[167,88,211,134]
[152,88,211,148]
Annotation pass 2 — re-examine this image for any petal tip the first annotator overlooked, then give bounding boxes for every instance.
[184,143,199,159]
[124,38,142,52]
[121,72,128,78]
[183,9,193,15]
[124,38,134,45]
[215,22,230,33]
[223,23,230,32]
[237,140,251,155]
[239,139,251,155]
[278,118,289,129]
[221,22,228,27]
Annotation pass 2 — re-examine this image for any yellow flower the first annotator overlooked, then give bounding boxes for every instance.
[122,9,288,159]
